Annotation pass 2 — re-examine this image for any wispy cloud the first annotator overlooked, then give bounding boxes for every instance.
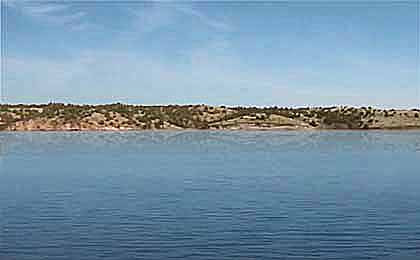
[175,5,233,32]
[6,2,232,35]
[130,3,177,34]
[23,3,69,15]
[6,1,89,31]
[130,2,233,34]
[3,47,292,105]
[4,44,417,108]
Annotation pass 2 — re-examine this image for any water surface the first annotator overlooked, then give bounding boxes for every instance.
[1,131,420,259]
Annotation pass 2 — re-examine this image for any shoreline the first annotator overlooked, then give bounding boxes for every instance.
[2,127,420,133]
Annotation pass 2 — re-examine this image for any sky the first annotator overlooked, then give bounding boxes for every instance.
[0,0,419,108]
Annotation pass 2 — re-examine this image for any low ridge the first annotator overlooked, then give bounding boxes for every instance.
[1,103,419,131]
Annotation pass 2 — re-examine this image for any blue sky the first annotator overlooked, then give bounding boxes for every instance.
[1,0,419,108]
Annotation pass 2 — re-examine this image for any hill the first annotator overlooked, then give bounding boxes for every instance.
[1,103,419,131]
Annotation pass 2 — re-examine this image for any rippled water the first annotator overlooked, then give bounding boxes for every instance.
[1,131,420,260]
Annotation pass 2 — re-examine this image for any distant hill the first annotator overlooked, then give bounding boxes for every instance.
[1,103,419,131]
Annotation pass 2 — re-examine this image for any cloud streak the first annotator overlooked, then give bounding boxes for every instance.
[130,2,233,34]
[3,48,293,105]
[6,1,88,31]
[174,5,233,32]
[3,1,417,108]
[23,3,69,15]
[5,45,416,108]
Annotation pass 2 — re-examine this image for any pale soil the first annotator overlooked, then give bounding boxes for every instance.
[1,105,419,131]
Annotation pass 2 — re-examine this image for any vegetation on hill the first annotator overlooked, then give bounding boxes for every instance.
[0,103,419,131]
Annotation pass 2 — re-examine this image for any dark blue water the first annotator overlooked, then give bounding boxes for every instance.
[1,131,420,260]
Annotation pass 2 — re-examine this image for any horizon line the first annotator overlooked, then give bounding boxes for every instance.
[1,102,419,110]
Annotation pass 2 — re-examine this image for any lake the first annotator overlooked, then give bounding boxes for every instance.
[1,131,419,259]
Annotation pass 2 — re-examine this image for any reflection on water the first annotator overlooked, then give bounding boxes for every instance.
[2,130,420,154]
[1,131,420,260]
